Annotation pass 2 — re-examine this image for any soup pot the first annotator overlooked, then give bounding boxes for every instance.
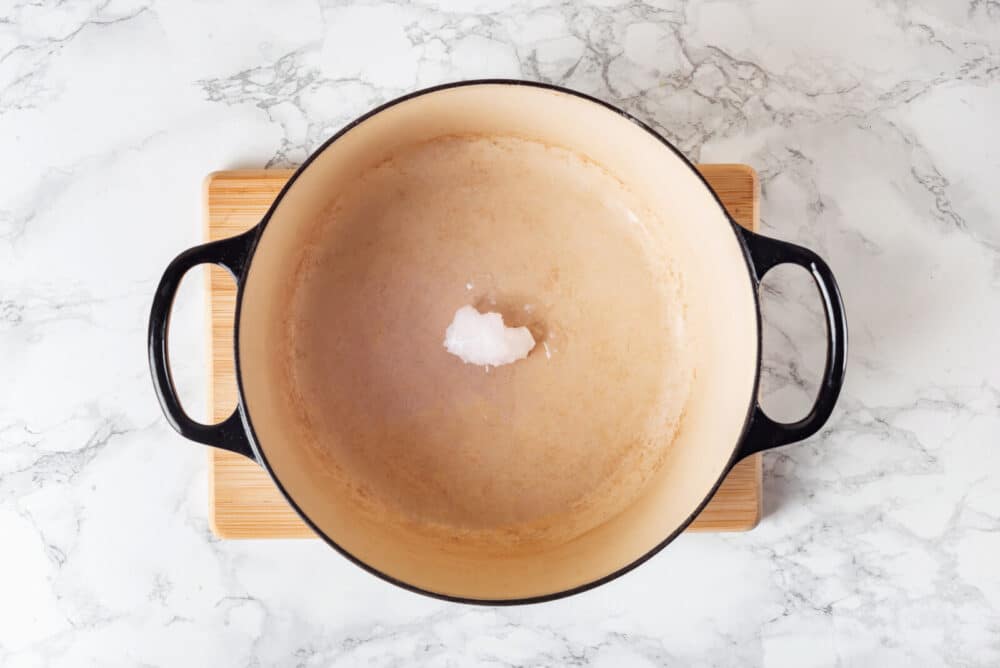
[149,80,847,604]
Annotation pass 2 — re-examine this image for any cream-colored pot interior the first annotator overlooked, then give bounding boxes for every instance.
[238,83,759,601]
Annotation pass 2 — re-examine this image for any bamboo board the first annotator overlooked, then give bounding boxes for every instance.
[205,165,762,538]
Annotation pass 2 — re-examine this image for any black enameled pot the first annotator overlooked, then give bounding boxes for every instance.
[149,80,847,604]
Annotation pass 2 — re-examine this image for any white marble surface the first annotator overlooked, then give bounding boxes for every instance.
[2,0,999,665]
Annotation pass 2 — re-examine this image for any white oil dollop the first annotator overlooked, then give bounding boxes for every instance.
[444,305,535,367]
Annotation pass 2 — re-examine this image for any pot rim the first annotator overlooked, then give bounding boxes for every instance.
[233,79,763,605]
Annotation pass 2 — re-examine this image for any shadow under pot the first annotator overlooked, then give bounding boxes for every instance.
[148,80,847,604]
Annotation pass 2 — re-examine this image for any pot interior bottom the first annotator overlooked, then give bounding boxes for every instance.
[280,134,693,550]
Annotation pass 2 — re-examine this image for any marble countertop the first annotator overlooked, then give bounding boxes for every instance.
[2,0,999,665]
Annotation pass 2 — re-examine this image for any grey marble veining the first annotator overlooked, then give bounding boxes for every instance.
[1,0,998,665]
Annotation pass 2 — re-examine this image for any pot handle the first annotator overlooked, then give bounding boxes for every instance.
[147,230,257,460]
[735,227,847,458]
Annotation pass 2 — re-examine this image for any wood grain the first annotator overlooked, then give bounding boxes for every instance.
[205,165,762,538]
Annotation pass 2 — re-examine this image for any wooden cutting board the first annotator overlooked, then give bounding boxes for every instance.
[205,165,762,538]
